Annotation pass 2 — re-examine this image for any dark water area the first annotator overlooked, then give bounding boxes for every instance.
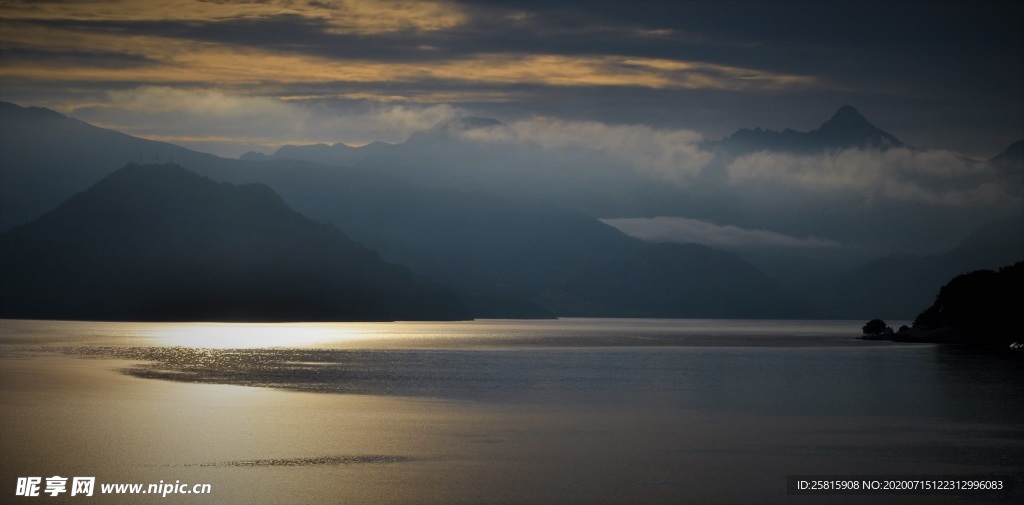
[38,343,1021,426]
[2,319,1022,504]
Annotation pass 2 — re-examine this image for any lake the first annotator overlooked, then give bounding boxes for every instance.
[1,318,1021,504]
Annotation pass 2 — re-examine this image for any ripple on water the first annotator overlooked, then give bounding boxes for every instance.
[196,455,415,467]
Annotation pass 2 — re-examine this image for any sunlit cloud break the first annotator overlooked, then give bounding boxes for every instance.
[0,0,467,35]
[0,32,816,93]
[602,216,844,249]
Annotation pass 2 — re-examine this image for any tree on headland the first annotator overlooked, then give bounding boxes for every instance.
[862,318,892,337]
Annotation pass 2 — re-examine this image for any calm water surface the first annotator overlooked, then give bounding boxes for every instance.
[1,318,1021,504]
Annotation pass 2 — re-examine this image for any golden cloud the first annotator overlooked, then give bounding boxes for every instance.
[0,0,466,34]
[0,19,817,98]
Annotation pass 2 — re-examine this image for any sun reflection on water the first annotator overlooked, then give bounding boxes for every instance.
[146,323,365,348]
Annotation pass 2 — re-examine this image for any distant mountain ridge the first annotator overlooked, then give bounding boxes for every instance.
[0,101,222,230]
[250,106,911,164]
[708,105,909,154]
[538,242,818,318]
[239,117,516,165]
[0,164,470,322]
[991,139,1024,163]
[990,140,1024,176]
[241,141,393,165]
[815,216,1024,319]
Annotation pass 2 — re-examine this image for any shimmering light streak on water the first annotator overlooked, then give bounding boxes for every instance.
[0,318,902,349]
[145,322,357,348]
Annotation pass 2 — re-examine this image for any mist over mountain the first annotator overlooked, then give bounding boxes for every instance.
[250,112,693,218]
[2,100,1020,322]
[238,104,1020,257]
[9,102,1016,260]
[0,164,470,322]
[241,141,393,165]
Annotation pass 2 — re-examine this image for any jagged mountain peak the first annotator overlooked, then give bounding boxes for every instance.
[714,105,906,154]
[990,139,1024,163]
[811,105,905,148]
[818,105,872,132]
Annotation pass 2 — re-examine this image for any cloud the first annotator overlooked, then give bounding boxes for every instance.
[0,0,467,35]
[105,87,304,122]
[64,86,463,156]
[362,103,461,133]
[725,148,1022,208]
[602,216,844,249]
[463,118,714,183]
[0,31,817,94]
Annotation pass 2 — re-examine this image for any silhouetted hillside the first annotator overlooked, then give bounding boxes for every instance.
[334,188,644,298]
[818,217,1024,319]
[0,164,470,322]
[538,242,817,318]
[0,102,221,231]
[912,261,1024,347]
[200,157,643,309]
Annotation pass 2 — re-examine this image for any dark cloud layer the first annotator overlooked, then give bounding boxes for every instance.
[0,0,1021,156]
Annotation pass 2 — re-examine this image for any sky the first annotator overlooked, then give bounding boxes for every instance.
[0,0,1022,159]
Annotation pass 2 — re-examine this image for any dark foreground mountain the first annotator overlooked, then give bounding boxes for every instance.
[0,102,629,317]
[0,164,470,322]
[0,101,222,231]
[537,242,817,318]
[910,261,1023,348]
[865,262,1024,348]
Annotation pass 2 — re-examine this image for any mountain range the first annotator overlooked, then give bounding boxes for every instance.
[244,105,911,166]
[814,216,1024,319]
[539,242,815,318]
[237,104,1022,255]
[1,101,1020,321]
[0,164,470,322]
